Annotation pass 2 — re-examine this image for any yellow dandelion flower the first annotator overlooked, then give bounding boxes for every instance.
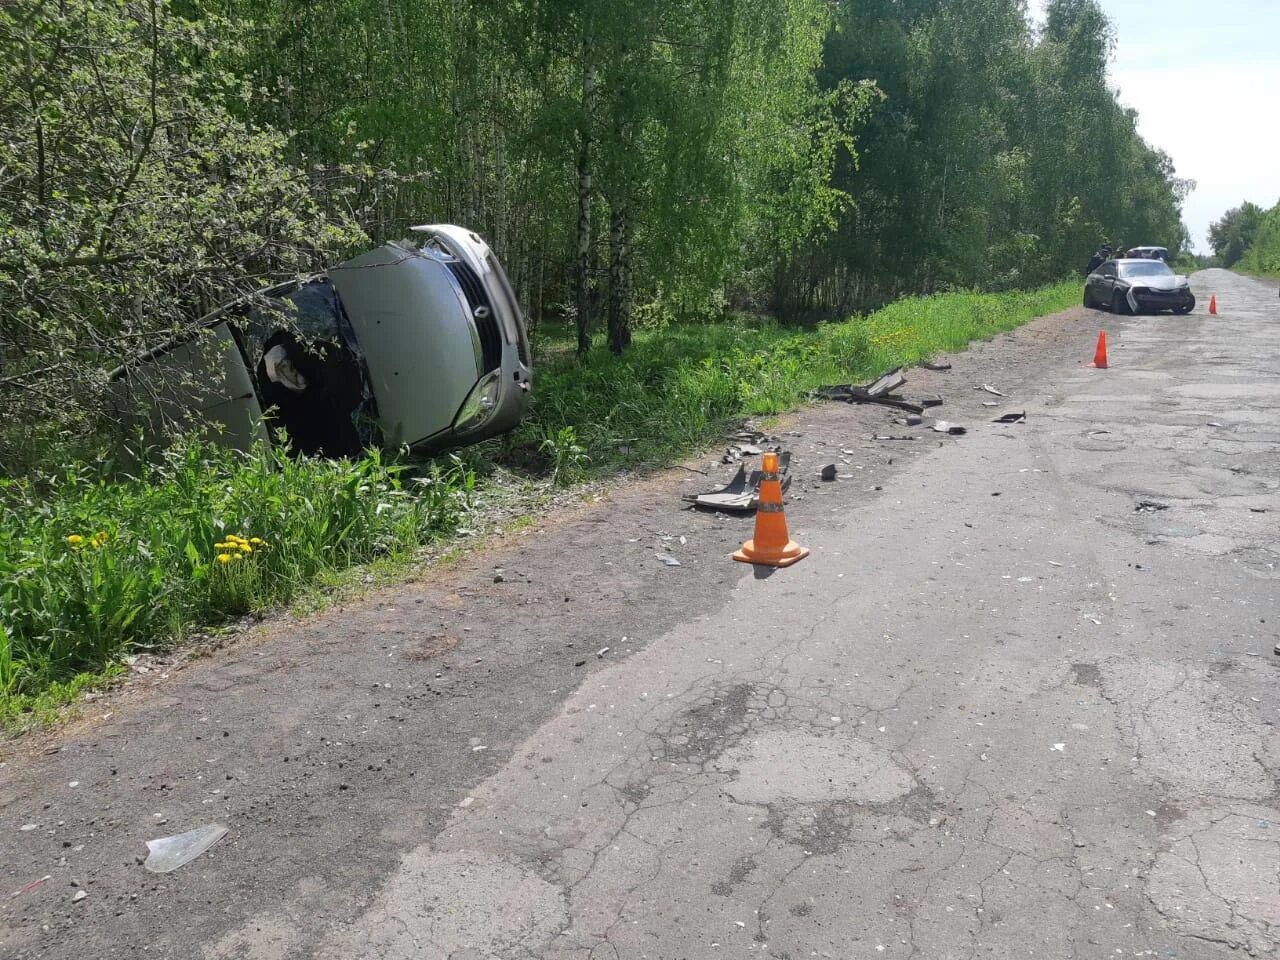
[94,531,109,542]
[216,553,235,564]
[66,534,84,545]
[238,544,253,554]
[249,537,264,545]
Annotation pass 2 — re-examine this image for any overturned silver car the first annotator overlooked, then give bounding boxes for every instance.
[110,225,532,457]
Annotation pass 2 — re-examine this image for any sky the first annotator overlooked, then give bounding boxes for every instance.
[1028,0,1280,253]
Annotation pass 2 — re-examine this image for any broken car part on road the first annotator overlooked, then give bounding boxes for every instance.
[683,452,793,513]
[812,368,937,415]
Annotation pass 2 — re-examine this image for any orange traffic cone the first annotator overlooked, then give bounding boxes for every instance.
[733,451,809,568]
[1093,331,1108,369]
[1209,295,1218,315]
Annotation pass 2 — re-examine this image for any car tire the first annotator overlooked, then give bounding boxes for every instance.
[1174,297,1195,315]
[1083,288,1096,309]
[1111,291,1130,315]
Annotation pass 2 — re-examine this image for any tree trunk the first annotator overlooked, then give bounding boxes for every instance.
[607,199,632,355]
[575,59,596,357]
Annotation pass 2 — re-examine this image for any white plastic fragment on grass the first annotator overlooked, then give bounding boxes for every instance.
[143,823,228,873]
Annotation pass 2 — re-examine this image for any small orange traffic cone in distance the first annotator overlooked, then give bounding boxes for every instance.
[733,451,809,568]
[1209,295,1218,315]
[1093,330,1108,368]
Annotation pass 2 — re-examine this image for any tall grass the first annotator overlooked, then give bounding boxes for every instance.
[516,281,1078,471]
[1,280,1075,725]
[0,443,473,722]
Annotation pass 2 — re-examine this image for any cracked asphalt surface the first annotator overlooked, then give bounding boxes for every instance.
[2,269,1278,959]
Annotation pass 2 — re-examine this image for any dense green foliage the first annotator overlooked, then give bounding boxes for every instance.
[1,280,1075,722]
[1234,202,1280,276]
[0,0,371,466]
[1209,202,1265,268]
[2,0,1188,463]
[785,0,1191,315]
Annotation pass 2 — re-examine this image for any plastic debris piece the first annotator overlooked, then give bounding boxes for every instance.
[596,646,610,658]
[820,464,837,482]
[11,875,51,898]
[72,890,88,903]
[655,553,681,566]
[143,824,228,874]
[979,384,1007,397]
[920,360,952,371]
[930,421,967,435]
[1134,501,1169,513]
[1051,743,1066,752]
[873,434,916,441]
[905,414,923,426]
[992,411,1026,424]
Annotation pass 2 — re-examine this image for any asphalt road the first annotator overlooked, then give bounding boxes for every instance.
[2,269,1277,959]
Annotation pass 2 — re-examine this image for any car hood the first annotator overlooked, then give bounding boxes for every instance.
[1122,274,1186,291]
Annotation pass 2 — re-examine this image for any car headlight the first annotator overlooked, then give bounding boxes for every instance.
[453,371,501,433]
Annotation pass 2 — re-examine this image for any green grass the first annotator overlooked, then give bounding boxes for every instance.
[0,443,474,725]
[511,280,1078,474]
[0,279,1076,728]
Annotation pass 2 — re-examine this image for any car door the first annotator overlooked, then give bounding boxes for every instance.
[1086,262,1107,302]
[109,321,270,451]
[1096,261,1117,300]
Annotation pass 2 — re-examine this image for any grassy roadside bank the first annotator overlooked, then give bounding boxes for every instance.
[1,280,1076,729]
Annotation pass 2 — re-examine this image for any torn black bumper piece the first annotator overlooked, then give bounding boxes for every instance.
[811,368,929,415]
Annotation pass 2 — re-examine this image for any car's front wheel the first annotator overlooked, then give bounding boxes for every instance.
[1174,296,1195,315]
[1111,291,1130,315]
[1083,287,1097,309]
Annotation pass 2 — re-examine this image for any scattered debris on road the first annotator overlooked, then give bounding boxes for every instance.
[143,824,229,873]
[596,646,610,658]
[993,411,1027,424]
[920,360,952,371]
[1134,501,1170,513]
[905,414,923,426]
[979,383,1007,397]
[929,421,967,435]
[722,443,763,464]
[873,434,917,441]
[655,553,682,566]
[820,464,837,482]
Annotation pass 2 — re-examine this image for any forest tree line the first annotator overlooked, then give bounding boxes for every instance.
[1209,200,1280,275]
[1,0,1190,462]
